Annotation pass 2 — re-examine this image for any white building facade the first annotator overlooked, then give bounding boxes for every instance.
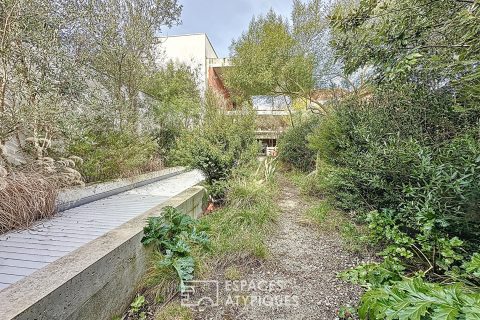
[157,33,219,94]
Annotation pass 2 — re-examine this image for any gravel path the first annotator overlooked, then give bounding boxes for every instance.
[191,175,368,320]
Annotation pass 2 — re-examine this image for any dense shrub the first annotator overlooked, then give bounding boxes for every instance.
[170,94,257,199]
[69,131,159,182]
[324,0,480,316]
[309,86,478,211]
[310,90,480,246]
[307,90,480,318]
[277,117,319,172]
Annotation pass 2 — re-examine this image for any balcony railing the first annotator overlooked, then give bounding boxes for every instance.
[207,58,232,67]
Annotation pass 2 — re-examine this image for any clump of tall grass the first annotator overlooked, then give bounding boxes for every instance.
[0,171,58,233]
[139,163,280,315]
[202,163,279,264]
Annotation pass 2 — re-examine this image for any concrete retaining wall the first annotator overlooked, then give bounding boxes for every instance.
[0,186,206,320]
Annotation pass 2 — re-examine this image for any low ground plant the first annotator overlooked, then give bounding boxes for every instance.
[340,255,480,319]
[286,169,368,252]
[303,194,369,253]
[141,206,210,293]
[155,303,192,320]
[127,295,148,320]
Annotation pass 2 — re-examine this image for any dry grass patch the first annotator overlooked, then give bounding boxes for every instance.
[0,171,58,233]
[224,265,243,281]
[155,303,192,320]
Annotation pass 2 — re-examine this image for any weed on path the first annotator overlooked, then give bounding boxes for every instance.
[186,175,372,320]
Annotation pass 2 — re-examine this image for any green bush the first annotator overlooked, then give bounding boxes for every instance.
[170,94,257,199]
[308,90,480,316]
[277,117,319,172]
[326,0,480,316]
[311,94,480,243]
[152,125,182,165]
[68,131,158,182]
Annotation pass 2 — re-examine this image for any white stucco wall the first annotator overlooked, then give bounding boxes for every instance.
[156,34,219,95]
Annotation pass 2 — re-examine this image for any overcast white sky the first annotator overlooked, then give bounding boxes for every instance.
[161,0,293,57]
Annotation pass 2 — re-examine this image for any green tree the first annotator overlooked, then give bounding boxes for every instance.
[144,61,201,127]
[292,0,343,89]
[0,0,182,181]
[226,10,315,125]
[143,61,202,160]
[0,0,89,160]
[75,0,182,131]
[330,0,480,109]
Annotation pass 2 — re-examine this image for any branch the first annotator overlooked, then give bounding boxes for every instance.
[307,99,328,115]
[401,44,471,50]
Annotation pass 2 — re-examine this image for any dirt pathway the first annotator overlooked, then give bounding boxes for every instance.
[192,176,368,320]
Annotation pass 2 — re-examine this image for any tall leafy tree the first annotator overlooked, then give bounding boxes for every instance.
[330,0,480,109]
[75,0,182,131]
[292,0,343,88]
[226,10,315,123]
[144,61,201,128]
[0,0,182,165]
[143,61,202,158]
[227,3,350,119]
[0,0,89,159]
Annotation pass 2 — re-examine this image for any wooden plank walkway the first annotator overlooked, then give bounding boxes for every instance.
[0,170,203,291]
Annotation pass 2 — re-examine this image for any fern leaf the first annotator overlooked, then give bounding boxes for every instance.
[431,305,459,320]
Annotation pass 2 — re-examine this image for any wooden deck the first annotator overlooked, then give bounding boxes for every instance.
[0,170,203,291]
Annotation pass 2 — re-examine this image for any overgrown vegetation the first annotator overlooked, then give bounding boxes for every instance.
[0,1,208,231]
[170,92,257,202]
[277,117,320,172]
[125,84,279,317]
[135,158,279,318]
[264,0,480,318]
[0,0,182,178]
